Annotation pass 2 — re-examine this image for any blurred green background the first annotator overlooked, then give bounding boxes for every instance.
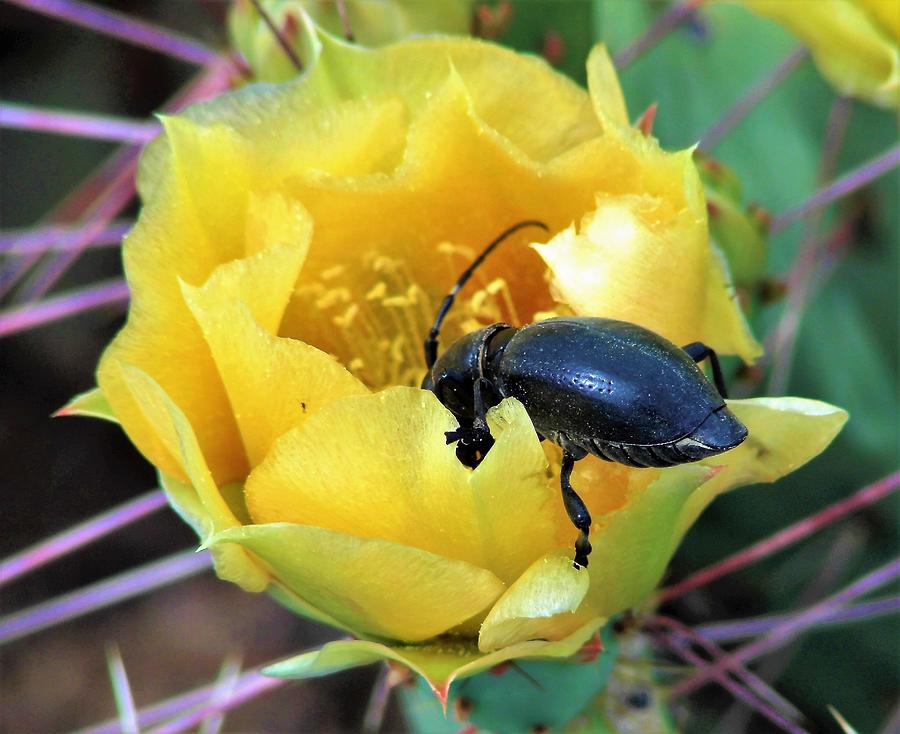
[1,1,897,732]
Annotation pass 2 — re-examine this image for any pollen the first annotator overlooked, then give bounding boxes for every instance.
[288,245,520,390]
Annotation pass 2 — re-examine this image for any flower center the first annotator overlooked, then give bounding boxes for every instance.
[288,242,526,390]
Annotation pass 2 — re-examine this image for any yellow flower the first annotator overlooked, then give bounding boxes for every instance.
[66,28,846,698]
[229,0,474,82]
[743,0,900,108]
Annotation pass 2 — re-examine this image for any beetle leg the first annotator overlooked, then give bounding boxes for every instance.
[682,342,728,398]
[560,450,593,569]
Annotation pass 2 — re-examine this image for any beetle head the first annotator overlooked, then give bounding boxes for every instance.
[428,325,507,420]
[429,329,486,419]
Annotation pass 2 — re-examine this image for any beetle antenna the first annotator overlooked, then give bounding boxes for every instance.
[424,220,549,369]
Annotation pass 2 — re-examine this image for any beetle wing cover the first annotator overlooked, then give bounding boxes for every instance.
[495,318,723,445]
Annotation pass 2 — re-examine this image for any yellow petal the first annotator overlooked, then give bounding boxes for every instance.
[119,366,233,527]
[479,552,593,652]
[246,386,486,565]
[160,116,255,258]
[310,32,602,164]
[99,119,262,484]
[534,187,762,363]
[267,580,358,635]
[264,617,605,706]
[857,0,900,40]
[116,363,267,591]
[586,44,629,127]
[701,244,762,363]
[583,465,712,617]
[184,194,311,332]
[674,397,849,540]
[160,473,267,592]
[183,296,368,467]
[470,398,561,584]
[180,193,367,466]
[210,523,506,642]
[744,0,900,108]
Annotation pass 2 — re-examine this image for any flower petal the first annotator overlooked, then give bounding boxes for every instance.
[99,120,273,485]
[582,465,712,617]
[673,397,849,539]
[310,32,602,164]
[701,244,762,362]
[478,552,593,652]
[210,522,506,642]
[180,194,368,466]
[183,193,311,333]
[858,0,900,40]
[586,44,629,127]
[470,398,560,584]
[535,188,762,363]
[160,473,267,592]
[264,617,605,707]
[118,366,267,591]
[246,386,486,566]
[183,296,368,467]
[744,0,900,108]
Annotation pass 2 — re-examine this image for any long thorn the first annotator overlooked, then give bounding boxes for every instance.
[613,0,706,69]
[249,0,303,71]
[0,147,139,300]
[106,643,139,734]
[77,668,274,734]
[766,95,854,395]
[656,472,900,604]
[0,489,166,588]
[697,596,900,643]
[672,557,900,697]
[0,279,129,338]
[334,0,354,41]
[772,143,900,234]
[0,102,160,143]
[0,220,131,255]
[363,664,392,734]
[656,631,810,734]
[198,655,243,734]
[648,615,806,725]
[16,162,137,301]
[145,674,285,734]
[1,57,234,298]
[5,0,218,65]
[699,47,808,151]
[713,527,862,733]
[5,57,234,302]
[0,549,211,645]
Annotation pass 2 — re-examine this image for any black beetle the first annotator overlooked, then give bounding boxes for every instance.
[423,221,748,568]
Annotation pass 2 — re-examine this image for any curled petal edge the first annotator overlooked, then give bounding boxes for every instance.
[263,616,606,710]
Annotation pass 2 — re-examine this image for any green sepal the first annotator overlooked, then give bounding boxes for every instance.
[401,623,620,733]
[264,618,605,707]
[55,386,118,423]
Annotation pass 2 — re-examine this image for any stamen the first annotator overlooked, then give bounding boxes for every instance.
[291,246,519,390]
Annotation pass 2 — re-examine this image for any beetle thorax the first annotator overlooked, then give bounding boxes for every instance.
[429,324,512,419]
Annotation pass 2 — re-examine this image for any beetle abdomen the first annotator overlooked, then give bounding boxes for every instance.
[551,402,748,468]
[494,317,747,464]
[495,317,726,444]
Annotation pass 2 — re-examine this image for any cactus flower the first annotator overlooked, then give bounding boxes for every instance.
[229,0,474,82]
[743,0,900,108]
[66,24,846,711]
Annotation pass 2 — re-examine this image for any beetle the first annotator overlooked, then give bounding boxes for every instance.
[423,221,748,568]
